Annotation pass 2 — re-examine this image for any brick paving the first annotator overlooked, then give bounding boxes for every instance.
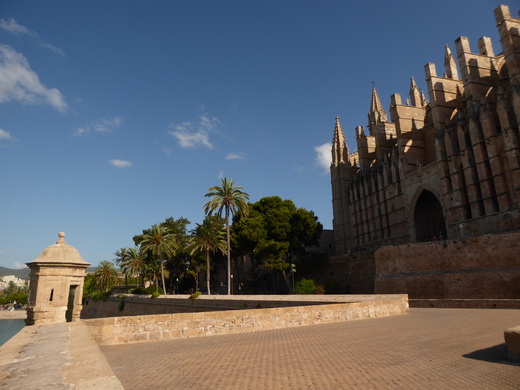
[101,309,520,389]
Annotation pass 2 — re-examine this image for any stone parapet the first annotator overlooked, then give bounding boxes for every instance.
[504,326,520,362]
[83,294,408,345]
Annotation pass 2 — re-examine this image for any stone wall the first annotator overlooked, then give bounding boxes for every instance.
[81,295,341,319]
[375,232,520,298]
[82,295,408,345]
[312,253,376,294]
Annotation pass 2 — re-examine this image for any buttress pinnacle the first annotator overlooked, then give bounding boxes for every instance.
[369,87,388,123]
[332,115,349,166]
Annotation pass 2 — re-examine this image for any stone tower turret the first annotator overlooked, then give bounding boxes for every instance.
[331,116,354,254]
[25,232,90,325]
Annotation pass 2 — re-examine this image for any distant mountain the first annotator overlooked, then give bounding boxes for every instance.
[0,266,30,280]
[0,266,98,280]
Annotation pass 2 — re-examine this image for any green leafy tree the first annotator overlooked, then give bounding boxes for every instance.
[204,177,249,295]
[83,273,97,296]
[188,215,227,295]
[231,196,323,292]
[139,224,176,295]
[94,260,120,292]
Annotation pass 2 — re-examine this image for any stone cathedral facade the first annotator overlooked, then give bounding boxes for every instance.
[331,5,520,257]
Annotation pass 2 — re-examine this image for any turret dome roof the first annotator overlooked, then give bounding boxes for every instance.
[26,232,90,267]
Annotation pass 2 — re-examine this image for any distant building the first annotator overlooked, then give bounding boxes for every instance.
[0,275,27,290]
[331,5,520,256]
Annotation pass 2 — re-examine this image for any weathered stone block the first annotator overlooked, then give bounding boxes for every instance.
[504,326,520,362]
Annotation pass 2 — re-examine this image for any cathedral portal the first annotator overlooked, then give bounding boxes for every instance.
[413,190,447,241]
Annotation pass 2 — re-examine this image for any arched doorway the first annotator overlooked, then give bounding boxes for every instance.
[414,190,447,241]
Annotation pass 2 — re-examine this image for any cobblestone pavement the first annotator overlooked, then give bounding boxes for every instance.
[101,309,520,389]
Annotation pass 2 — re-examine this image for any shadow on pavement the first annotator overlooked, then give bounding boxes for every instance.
[463,344,519,366]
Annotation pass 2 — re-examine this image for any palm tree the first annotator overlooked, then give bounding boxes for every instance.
[188,216,227,295]
[143,256,161,292]
[204,177,249,295]
[94,260,120,292]
[121,247,145,287]
[140,224,176,295]
[114,247,130,286]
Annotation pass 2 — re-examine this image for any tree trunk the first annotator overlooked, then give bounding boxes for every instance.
[226,209,231,295]
[206,250,211,295]
[160,261,167,295]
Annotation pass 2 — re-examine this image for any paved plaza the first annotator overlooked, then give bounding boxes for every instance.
[101,308,520,389]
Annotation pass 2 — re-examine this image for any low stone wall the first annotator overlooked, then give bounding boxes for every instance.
[81,294,345,319]
[374,232,520,299]
[83,294,408,345]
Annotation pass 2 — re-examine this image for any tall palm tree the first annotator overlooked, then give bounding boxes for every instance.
[122,247,145,287]
[204,177,249,295]
[114,247,130,286]
[94,260,120,292]
[188,216,227,295]
[140,224,176,295]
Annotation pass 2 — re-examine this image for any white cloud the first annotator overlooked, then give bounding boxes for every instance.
[314,142,332,174]
[0,18,65,57]
[168,113,221,149]
[12,262,28,269]
[0,128,15,141]
[74,116,122,136]
[38,41,66,57]
[0,45,67,111]
[0,18,33,36]
[109,159,132,168]
[226,152,245,160]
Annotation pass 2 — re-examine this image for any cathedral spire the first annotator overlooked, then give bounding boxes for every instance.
[369,86,387,124]
[332,115,349,166]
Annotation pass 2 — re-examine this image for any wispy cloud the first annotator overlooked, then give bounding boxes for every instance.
[168,113,221,149]
[0,18,31,35]
[226,152,245,160]
[0,45,67,111]
[0,18,65,57]
[12,262,28,269]
[109,159,132,168]
[162,147,173,155]
[0,128,15,141]
[74,116,122,137]
[314,142,332,174]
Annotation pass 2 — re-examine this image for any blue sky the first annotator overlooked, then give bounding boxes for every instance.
[0,0,508,268]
